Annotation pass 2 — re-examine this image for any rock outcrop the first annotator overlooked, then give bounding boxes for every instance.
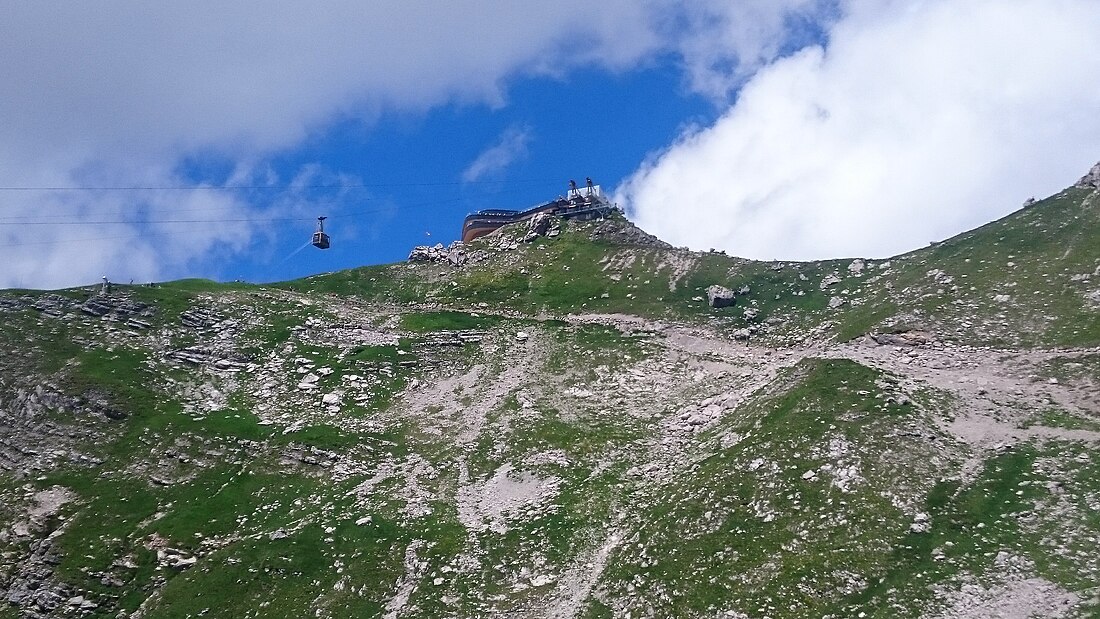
[408,241,466,266]
[1075,161,1100,189]
[590,216,670,248]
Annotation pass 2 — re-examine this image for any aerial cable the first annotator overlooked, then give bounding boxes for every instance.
[0,177,561,192]
[0,196,462,247]
[0,189,538,227]
[0,230,199,248]
[6,216,315,226]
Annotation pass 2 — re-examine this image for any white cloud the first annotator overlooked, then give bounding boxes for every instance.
[663,0,838,99]
[619,0,1100,260]
[462,126,532,182]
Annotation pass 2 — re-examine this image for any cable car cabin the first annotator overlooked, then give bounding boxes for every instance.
[312,216,331,249]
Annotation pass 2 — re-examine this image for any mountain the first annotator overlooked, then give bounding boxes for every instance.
[1,165,1098,618]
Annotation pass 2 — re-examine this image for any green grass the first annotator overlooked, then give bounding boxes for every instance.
[117,486,416,618]
[545,323,654,376]
[0,308,84,375]
[275,424,368,451]
[834,446,1043,617]
[276,263,424,305]
[400,310,501,333]
[61,346,155,419]
[4,183,1100,617]
[1020,408,1100,432]
[345,341,411,364]
[874,188,1100,347]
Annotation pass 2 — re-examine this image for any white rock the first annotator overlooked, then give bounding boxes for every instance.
[910,512,931,533]
[530,574,556,587]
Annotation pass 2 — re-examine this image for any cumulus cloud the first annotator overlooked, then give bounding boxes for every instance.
[462,126,533,182]
[619,0,1100,260]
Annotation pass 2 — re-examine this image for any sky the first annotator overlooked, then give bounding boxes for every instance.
[1,0,1099,289]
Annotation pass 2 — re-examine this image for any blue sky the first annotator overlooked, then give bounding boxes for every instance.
[2,1,1098,289]
[238,63,715,283]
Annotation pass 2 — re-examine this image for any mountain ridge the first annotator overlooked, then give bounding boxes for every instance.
[0,167,1098,618]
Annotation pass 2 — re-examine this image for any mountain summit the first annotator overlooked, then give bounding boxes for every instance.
[1,165,1098,618]
[1077,160,1100,189]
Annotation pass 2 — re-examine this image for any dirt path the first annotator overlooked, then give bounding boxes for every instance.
[830,339,1100,447]
[567,312,1100,449]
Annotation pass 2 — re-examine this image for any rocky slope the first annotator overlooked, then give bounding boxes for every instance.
[0,167,1098,618]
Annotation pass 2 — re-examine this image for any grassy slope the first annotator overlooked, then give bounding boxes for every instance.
[279,185,1100,348]
[856,187,1100,346]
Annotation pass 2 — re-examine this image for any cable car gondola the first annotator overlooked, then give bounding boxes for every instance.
[311,216,330,249]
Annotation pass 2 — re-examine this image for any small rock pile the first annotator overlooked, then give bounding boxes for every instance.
[408,241,467,266]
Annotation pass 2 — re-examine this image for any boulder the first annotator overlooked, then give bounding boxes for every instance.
[819,273,842,290]
[706,285,736,308]
[447,241,466,266]
[528,212,552,236]
[871,330,933,346]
